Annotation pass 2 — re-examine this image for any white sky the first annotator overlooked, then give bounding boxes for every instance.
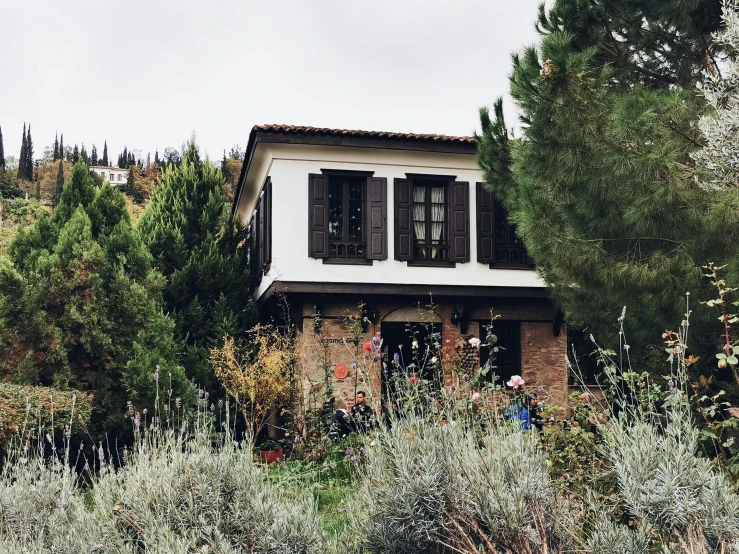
[1,0,543,164]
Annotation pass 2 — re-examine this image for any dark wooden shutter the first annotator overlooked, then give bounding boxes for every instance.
[263,178,272,270]
[366,177,387,260]
[394,178,413,261]
[476,182,495,264]
[449,181,470,263]
[308,174,329,258]
[258,194,265,271]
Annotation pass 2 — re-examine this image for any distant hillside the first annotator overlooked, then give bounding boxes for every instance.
[0,198,50,256]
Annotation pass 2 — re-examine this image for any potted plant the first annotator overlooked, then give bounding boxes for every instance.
[258,439,284,463]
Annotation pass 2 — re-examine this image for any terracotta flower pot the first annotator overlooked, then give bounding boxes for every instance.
[259,448,284,463]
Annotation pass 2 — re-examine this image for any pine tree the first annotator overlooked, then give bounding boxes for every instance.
[73,144,79,163]
[91,144,98,166]
[59,133,64,161]
[0,160,191,438]
[535,0,722,89]
[477,0,722,352]
[18,123,27,180]
[54,160,64,206]
[0,125,5,170]
[138,136,255,391]
[25,124,33,181]
[102,140,108,166]
[53,133,59,162]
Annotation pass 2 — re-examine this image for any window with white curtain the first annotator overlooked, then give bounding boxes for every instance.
[412,181,448,261]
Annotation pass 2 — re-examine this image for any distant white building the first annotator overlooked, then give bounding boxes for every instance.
[90,165,127,186]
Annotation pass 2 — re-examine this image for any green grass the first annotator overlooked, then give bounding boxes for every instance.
[265,438,364,536]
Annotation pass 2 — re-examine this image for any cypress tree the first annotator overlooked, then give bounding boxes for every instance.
[73,144,79,163]
[25,124,33,181]
[138,137,255,391]
[59,133,64,161]
[80,144,88,165]
[53,133,59,162]
[122,147,128,169]
[102,141,108,166]
[0,160,191,438]
[34,179,40,201]
[0,125,5,170]
[91,144,98,166]
[477,0,723,353]
[18,123,27,180]
[221,150,232,184]
[54,160,64,206]
[154,150,160,166]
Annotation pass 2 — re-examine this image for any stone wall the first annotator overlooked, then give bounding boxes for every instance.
[294,298,568,412]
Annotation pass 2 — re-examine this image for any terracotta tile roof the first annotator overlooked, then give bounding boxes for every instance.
[233,123,477,215]
[251,124,476,145]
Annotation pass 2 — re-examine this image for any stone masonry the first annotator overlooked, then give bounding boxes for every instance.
[293,298,569,412]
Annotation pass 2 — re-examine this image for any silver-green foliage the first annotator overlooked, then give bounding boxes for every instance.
[596,404,739,553]
[350,416,572,554]
[0,433,325,554]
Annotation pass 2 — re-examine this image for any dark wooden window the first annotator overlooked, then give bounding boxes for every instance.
[395,177,469,265]
[248,178,272,281]
[479,320,521,384]
[476,182,533,268]
[328,175,366,261]
[412,181,448,261]
[309,173,387,263]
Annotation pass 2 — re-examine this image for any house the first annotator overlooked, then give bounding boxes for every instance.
[90,165,127,185]
[232,124,568,409]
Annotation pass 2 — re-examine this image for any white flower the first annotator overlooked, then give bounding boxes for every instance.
[468,337,481,348]
[430,356,438,364]
[412,340,418,349]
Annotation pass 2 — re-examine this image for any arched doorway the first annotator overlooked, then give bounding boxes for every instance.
[380,307,444,399]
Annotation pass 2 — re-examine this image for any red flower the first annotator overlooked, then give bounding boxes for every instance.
[363,342,372,351]
[409,376,419,385]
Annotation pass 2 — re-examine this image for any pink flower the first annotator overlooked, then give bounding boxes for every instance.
[471,392,481,402]
[468,338,481,348]
[409,376,419,385]
[506,375,525,389]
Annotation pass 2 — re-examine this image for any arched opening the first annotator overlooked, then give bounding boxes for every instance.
[380,307,444,400]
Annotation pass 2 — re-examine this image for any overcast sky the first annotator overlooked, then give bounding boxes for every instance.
[1,0,544,164]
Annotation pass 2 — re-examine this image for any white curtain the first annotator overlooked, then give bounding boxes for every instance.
[430,186,444,259]
[413,187,426,256]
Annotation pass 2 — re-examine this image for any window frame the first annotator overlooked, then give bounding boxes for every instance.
[319,169,377,266]
[491,202,534,269]
[324,173,371,265]
[409,179,452,266]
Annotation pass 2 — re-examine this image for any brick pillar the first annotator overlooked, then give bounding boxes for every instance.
[520,322,568,409]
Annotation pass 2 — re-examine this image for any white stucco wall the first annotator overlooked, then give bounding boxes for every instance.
[91,166,127,185]
[236,142,545,300]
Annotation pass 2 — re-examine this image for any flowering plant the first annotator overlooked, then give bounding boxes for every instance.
[506,375,525,389]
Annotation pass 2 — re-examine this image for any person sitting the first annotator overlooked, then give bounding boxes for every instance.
[350,391,375,433]
[329,408,353,441]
